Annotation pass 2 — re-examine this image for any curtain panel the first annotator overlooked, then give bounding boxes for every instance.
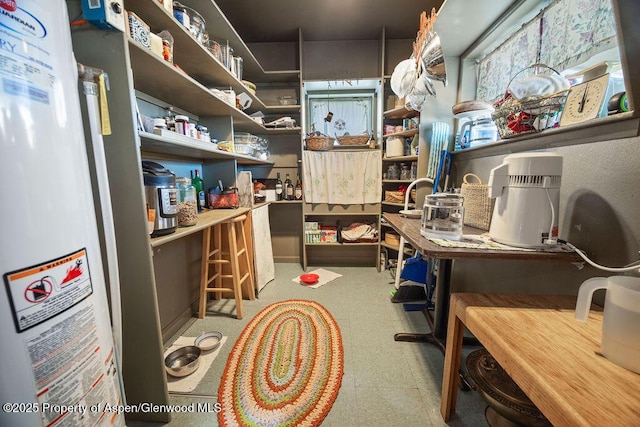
[476,0,616,103]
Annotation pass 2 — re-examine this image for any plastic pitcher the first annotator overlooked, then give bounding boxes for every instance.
[575,276,640,373]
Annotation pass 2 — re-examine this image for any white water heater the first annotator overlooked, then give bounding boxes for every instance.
[488,152,563,248]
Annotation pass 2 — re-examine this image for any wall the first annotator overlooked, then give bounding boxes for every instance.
[303,40,381,80]
[450,136,640,297]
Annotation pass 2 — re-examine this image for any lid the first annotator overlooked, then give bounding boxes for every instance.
[175,115,189,122]
[465,349,548,422]
[175,177,192,186]
[425,192,464,207]
[153,118,166,127]
[142,161,175,186]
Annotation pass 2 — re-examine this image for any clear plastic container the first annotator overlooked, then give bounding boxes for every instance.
[176,177,198,226]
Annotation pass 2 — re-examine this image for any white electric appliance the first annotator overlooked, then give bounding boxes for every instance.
[488,152,563,248]
[0,2,125,426]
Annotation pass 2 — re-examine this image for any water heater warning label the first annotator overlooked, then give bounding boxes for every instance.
[3,248,94,332]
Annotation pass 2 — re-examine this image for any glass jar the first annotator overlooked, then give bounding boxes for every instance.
[172,2,190,29]
[420,192,465,241]
[387,164,399,180]
[175,115,189,135]
[176,177,198,226]
[400,163,411,180]
[410,161,418,179]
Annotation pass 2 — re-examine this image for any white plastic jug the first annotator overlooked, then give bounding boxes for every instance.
[575,276,640,374]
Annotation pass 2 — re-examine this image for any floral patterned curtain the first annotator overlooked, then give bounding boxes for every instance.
[476,0,616,103]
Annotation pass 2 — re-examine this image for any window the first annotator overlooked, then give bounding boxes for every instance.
[308,95,373,138]
[475,0,622,104]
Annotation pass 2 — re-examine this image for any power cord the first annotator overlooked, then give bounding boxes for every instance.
[543,181,556,245]
[542,176,639,272]
[559,239,640,272]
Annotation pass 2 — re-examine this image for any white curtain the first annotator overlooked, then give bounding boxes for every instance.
[302,151,381,204]
[309,98,371,138]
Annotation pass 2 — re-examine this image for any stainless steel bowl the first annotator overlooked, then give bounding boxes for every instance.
[194,331,223,352]
[164,346,201,377]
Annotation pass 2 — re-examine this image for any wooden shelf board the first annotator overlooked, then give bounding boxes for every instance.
[384,128,419,138]
[380,241,414,254]
[264,105,302,114]
[139,131,273,165]
[383,106,419,119]
[124,0,269,112]
[382,155,418,162]
[177,0,299,83]
[382,202,415,207]
[128,41,268,133]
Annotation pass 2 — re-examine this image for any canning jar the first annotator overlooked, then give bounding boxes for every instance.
[387,164,399,180]
[176,177,198,226]
[400,163,411,180]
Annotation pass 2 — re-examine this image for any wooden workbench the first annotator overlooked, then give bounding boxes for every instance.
[441,293,640,426]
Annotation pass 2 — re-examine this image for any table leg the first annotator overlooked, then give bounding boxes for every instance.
[394,304,445,353]
[433,259,452,339]
[440,295,464,421]
[393,259,452,353]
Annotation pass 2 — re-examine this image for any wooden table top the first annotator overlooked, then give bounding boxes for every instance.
[150,207,251,247]
[383,213,581,262]
[451,293,640,426]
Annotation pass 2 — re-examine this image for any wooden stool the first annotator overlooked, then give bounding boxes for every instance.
[199,214,255,319]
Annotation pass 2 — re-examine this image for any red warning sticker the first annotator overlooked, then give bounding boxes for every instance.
[3,248,93,333]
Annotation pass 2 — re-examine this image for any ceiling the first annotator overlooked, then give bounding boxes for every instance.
[215,0,445,43]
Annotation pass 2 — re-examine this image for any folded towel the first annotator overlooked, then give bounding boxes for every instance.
[509,74,569,100]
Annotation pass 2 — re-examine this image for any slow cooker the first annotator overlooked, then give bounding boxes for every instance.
[142,161,178,236]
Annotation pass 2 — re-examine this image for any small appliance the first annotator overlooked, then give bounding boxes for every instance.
[458,116,498,149]
[142,160,178,236]
[488,152,562,248]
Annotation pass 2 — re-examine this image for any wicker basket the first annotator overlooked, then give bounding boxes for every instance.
[384,191,404,204]
[460,173,494,230]
[492,64,569,139]
[337,133,370,146]
[492,91,568,139]
[305,136,334,151]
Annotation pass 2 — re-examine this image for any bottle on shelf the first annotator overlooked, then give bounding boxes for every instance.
[192,169,204,211]
[284,173,294,200]
[275,172,283,201]
[295,174,302,200]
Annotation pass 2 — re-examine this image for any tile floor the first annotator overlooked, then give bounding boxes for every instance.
[128,263,487,426]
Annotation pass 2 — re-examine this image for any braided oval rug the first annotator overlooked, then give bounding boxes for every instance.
[218,299,344,427]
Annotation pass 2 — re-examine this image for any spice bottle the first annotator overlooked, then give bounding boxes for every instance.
[175,115,189,135]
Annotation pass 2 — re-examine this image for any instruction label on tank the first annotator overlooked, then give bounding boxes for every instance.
[3,248,94,332]
[0,1,53,104]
